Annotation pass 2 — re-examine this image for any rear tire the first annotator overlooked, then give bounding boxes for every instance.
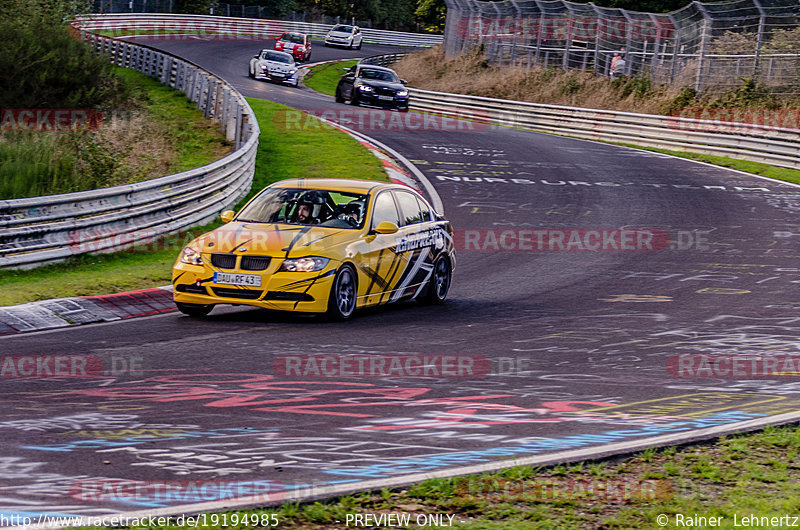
[421,255,451,305]
[176,302,213,317]
[327,264,357,320]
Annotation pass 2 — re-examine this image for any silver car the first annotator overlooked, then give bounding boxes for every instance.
[324,24,363,49]
[249,49,299,87]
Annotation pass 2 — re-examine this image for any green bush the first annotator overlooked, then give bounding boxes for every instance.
[0,0,130,109]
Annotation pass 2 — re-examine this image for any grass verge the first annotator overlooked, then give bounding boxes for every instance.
[0,67,231,200]
[0,99,386,306]
[87,422,800,529]
[303,60,358,96]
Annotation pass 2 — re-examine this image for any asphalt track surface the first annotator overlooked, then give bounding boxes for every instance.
[3,38,800,523]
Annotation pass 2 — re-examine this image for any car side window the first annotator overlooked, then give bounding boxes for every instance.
[395,191,425,226]
[371,192,400,228]
[416,196,432,222]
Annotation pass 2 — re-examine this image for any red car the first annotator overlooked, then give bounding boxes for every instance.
[274,32,311,62]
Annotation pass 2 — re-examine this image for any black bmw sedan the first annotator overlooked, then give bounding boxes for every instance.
[335,64,410,112]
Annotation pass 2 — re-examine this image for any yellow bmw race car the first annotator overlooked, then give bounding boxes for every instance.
[172,179,455,320]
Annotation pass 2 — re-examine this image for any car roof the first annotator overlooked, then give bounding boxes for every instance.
[357,64,395,73]
[261,49,292,57]
[271,178,404,195]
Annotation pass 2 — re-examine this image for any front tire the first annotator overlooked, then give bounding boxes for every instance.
[356,41,362,50]
[349,91,360,106]
[176,302,213,317]
[327,264,357,320]
[248,65,254,78]
[421,255,451,305]
[335,86,345,103]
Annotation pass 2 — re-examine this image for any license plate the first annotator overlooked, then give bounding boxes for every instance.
[213,272,262,287]
[270,73,286,78]
[378,95,394,101]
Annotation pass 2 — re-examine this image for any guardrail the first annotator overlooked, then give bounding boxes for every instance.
[0,32,259,268]
[407,88,800,170]
[359,53,408,67]
[356,53,800,171]
[75,13,443,47]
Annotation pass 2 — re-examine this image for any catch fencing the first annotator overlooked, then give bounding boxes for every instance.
[443,0,800,93]
[0,31,259,268]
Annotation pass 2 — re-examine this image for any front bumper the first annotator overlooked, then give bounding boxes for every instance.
[357,92,409,110]
[254,70,298,85]
[173,259,337,313]
[325,37,352,47]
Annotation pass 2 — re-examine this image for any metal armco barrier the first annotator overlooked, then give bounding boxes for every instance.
[359,53,408,66]
[408,88,800,169]
[0,31,259,269]
[361,52,800,169]
[75,13,443,47]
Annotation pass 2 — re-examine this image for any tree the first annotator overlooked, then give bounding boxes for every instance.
[415,0,446,33]
[175,0,215,14]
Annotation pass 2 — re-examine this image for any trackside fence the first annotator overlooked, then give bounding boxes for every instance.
[0,31,259,269]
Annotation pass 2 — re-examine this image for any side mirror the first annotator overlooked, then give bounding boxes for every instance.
[400,79,407,85]
[253,55,258,58]
[373,221,399,235]
[220,210,235,223]
[274,36,280,40]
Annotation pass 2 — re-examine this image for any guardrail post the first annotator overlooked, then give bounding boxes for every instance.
[234,104,244,148]
[221,88,231,137]
[204,79,215,118]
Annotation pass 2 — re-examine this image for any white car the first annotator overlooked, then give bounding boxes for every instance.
[249,49,299,87]
[324,24,363,50]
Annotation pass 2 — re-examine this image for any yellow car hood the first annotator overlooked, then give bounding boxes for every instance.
[195,222,359,258]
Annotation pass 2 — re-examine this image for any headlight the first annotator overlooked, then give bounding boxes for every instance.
[396,90,408,97]
[261,65,268,70]
[279,257,330,272]
[358,85,374,92]
[288,69,297,76]
[180,246,203,266]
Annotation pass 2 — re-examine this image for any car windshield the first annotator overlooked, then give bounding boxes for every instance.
[236,188,369,229]
[332,25,353,33]
[357,68,398,82]
[262,51,292,63]
[282,33,305,44]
